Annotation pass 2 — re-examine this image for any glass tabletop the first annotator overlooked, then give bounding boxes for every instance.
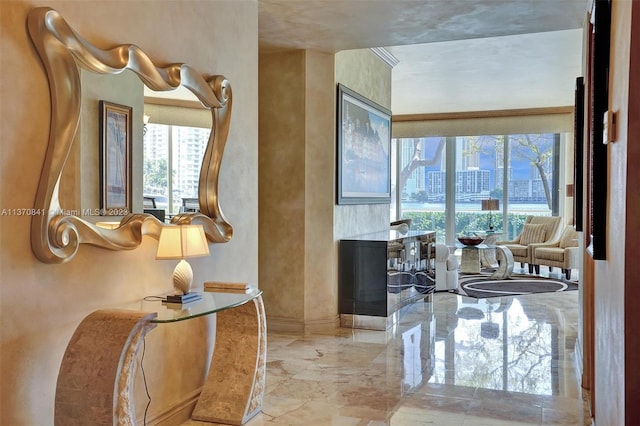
[455,243,496,250]
[466,230,503,237]
[139,287,262,323]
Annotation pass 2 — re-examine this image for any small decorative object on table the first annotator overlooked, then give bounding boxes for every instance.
[457,236,484,246]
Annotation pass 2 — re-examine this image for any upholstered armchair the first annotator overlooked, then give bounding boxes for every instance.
[390,218,412,233]
[496,216,563,273]
[435,244,458,291]
[532,225,579,280]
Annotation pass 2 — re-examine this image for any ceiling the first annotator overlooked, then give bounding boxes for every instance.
[258,0,587,114]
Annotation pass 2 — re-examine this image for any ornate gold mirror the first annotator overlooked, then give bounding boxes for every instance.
[28,7,233,263]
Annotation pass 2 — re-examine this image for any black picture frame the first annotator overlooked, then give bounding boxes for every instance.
[337,84,392,205]
[574,76,585,232]
[99,100,132,215]
[588,0,610,259]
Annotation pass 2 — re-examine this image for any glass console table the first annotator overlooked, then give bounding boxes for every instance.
[144,288,262,322]
[55,287,266,426]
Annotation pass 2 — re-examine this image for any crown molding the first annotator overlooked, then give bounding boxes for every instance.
[370,47,399,68]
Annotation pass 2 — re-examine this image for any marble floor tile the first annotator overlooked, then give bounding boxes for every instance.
[247,290,591,426]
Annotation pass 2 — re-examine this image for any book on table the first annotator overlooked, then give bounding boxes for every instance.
[164,292,202,304]
[204,281,250,293]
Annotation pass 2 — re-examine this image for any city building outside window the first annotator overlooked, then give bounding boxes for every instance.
[143,123,209,215]
[392,133,562,243]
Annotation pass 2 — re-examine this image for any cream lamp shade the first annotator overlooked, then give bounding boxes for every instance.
[156,224,210,294]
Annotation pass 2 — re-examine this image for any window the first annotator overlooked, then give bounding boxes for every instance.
[143,123,209,215]
[393,137,448,242]
[392,132,563,243]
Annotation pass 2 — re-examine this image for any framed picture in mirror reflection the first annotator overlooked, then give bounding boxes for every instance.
[99,100,132,215]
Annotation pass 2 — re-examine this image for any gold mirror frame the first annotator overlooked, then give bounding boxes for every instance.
[28,7,233,264]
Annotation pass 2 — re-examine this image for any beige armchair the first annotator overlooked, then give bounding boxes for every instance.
[496,215,563,273]
[390,218,412,233]
[532,226,579,280]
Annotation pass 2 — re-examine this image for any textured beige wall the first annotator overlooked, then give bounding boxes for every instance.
[334,49,392,238]
[303,50,337,326]
[257,47,390,331]
[258,49,337,331]
[594,0,631,423]
[258,47,391,331]
[0,1,258,424]
[624,2,640,421]
[258,50,306,323]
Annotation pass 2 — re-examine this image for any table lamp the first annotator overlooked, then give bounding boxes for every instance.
[481,198,500,231]
[156,224,209,303]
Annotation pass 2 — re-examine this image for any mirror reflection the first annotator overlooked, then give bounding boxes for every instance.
[61,69,144,218]
[69,72,213,224]
[28,7,232,264]
[143,88,212,222]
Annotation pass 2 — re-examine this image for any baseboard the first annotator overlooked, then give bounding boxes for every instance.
[582,388,596,426]
[266,315,339,334]
[575,335,584,385]
[303,316,341,334]
[139,388,201,426]
[574,336,596,426]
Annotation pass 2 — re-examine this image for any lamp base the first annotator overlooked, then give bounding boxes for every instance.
[173,259,194,294]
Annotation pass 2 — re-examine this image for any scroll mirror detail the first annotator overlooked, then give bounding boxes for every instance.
[28,7,233,263]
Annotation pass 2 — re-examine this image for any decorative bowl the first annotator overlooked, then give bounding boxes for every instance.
[457,236,484,246]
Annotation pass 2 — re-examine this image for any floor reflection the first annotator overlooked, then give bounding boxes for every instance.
[432,295,569,396]
[251,290,589,426]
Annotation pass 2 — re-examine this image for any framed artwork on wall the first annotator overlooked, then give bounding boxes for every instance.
[337,84,392,205]
[99,100,132,215]
[587,0,610,259]
[574,76,584,232]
